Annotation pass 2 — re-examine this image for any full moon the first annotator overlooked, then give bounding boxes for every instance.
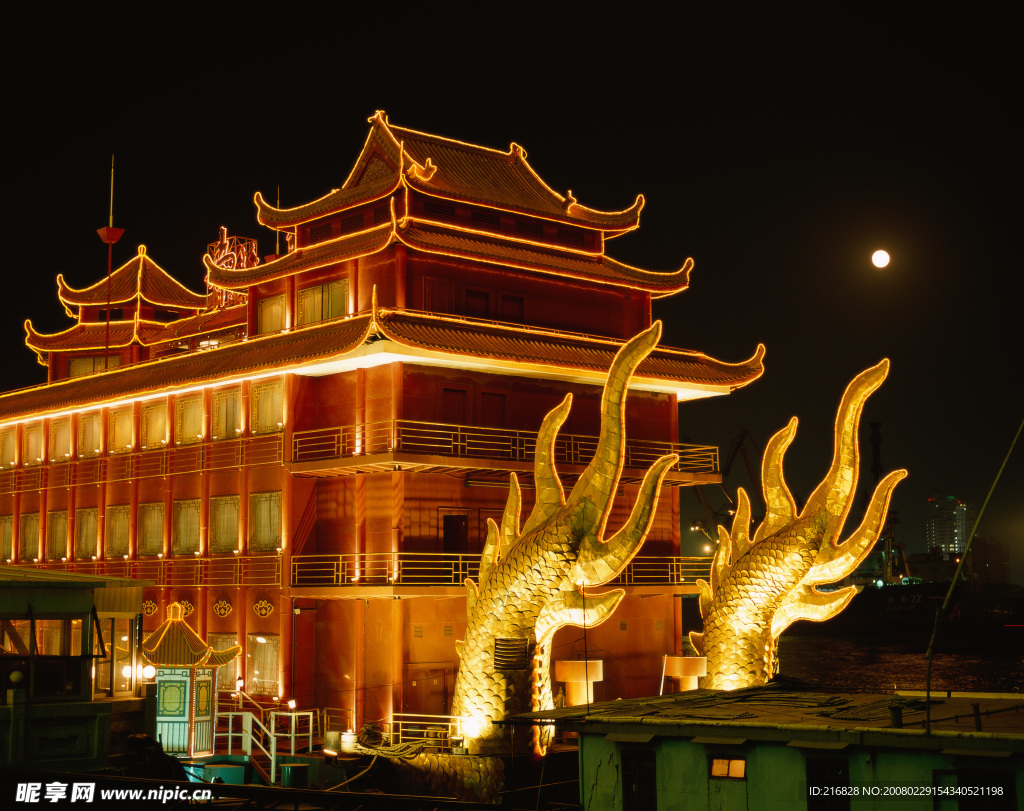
[871,250,890,268]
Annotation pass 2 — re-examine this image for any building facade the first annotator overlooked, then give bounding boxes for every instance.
[0,112,763,728]
[925,495,976,555]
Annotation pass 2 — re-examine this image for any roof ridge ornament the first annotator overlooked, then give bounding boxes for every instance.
[565,190,577,211]
[509,142,527,161]
[406,156,437,182]
[369,109,389,126]
[369,284,380,335]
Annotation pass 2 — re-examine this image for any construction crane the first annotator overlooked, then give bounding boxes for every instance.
[687,429,765,549]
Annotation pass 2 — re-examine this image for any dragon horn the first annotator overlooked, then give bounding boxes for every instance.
[567,322,662,540]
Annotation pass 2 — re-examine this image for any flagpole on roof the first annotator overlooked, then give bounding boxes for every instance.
[97,154,124,371]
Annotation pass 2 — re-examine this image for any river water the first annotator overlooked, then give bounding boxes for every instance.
[778,632,1024,694]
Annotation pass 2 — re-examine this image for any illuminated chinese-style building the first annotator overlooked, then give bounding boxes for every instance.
[0,112,763,727]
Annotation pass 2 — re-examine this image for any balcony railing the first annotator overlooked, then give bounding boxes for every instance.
[293,420,719,475]
[20,554,282,587]
[0,435,283,496]
[292,552,712,588]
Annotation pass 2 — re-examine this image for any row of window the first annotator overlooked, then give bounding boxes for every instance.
[0,617,279,699]
[0,492,281,561]
[209,632,280,695]
[257,279,349,335]
[0,380,283,467]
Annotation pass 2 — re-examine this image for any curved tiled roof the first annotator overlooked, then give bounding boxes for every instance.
[392,123,643,233]
[205,224,395,289]
[58,246,207,310]
[153,304,247,342]
[375,309,765,389]
[206,216,689,296]
[0,305,761,424]
[252,112,642,233]
[395,220,691,296]
[254,170,402,229]
[141,603,240,667]
[0,315,375,422]
[25,307,247,360]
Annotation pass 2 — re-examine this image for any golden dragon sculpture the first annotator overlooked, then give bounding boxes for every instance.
[690,360,908,690]
[452,322,677,755]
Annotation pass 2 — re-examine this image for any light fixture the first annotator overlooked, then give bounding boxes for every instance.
[232,549,240,555]
[256,636,267,644]
[287,698,296,710]
[142,665,156,680]
[123,554,129,560]
[236,676,244,690]
[340,731,358,753]
[122,665,133,679]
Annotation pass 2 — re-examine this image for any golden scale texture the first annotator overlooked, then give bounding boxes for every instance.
[691,360,907,690]
[451,323,677,755]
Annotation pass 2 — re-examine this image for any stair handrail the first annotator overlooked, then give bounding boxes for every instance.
[216,709,277,785]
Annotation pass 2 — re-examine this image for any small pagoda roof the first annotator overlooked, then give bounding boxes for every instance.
[207,210,690,296]
[0,301,763,424]
[24,305,247,364]
[254,111,643,234]
[25,319,168,362]
[58,245,207,311]
[141,603,240,668]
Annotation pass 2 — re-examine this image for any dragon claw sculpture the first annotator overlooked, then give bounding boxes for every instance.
[690,359,908,690]
[452,322,677,755]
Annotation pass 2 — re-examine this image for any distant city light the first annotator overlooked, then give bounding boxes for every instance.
[871,250,890,268]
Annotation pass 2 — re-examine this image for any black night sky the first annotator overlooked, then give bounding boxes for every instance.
[5,8,1021,580]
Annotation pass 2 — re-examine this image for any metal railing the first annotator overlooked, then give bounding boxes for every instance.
[292,419,719,475]
[384,713,468,753]
[22,554,282,587]
[322,706,354,734]
[217,711,277,784]
[271,710,314,756]
[0,435,283,496]
[292,552,712,588]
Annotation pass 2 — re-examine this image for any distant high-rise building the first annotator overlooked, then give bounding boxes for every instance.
[925,495,976,554]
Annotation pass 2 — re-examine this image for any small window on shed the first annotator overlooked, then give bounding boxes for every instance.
[710,756,746,780]
[493,638,529,671]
